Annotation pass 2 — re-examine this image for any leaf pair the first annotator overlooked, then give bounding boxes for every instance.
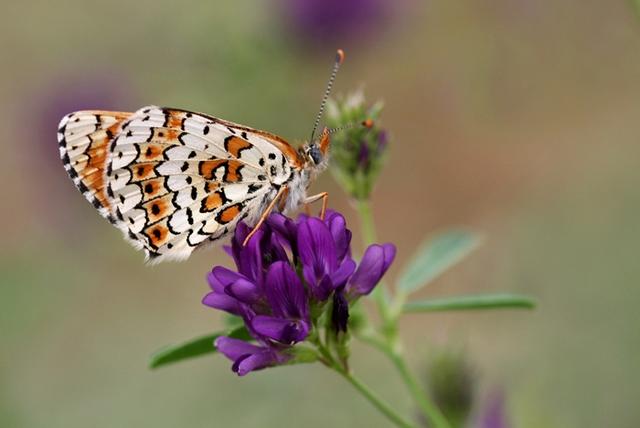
[396,229,535,313]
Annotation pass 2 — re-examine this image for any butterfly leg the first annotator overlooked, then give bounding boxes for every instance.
[303,192,329,220]
[242,185,288,246]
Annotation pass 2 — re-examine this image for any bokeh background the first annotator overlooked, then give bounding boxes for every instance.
[2,1,640,427]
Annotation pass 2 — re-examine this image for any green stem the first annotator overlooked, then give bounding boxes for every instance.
[358,331,451,428]
[334,367,415,428]
[316,333,413,427]
[387,350,451,428]
[354,198,451,428]
[356,198,378,242]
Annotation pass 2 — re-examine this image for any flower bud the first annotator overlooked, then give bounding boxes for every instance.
[326,90,389,200]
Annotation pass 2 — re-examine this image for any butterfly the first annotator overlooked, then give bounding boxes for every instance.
[58,49,364,263]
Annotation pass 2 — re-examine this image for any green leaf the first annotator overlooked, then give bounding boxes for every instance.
[149,325,251,369]
[398,230,482,294]
[403,293,536,313]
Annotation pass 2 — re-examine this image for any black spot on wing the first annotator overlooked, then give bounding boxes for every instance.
[248,183,262,194]
[187,207,194,225]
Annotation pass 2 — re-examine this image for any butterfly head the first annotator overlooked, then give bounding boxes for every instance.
[301,128,330,171]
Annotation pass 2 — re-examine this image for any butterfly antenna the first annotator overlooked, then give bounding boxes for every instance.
[324,118,374,136]
[310,49,345,142]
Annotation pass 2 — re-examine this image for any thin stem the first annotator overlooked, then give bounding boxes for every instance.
[316,330,413,427]
[387,350,451,428]
[334,367,415,428]
[354,198,451,428]
[355,198,378,243]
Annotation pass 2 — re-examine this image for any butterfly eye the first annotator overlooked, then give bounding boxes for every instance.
[308,144,323,165]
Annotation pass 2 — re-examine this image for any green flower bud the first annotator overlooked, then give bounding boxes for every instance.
[326,90,389,200]
[424,349,475,427]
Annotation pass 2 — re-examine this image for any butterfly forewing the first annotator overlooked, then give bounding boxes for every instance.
[58,105,301,262]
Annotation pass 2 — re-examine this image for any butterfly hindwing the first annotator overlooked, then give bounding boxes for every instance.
[58,110,132,222]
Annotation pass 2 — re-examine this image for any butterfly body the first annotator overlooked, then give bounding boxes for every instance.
[58,106,328,263]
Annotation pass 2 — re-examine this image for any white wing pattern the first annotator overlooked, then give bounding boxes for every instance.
[58,106,300,262]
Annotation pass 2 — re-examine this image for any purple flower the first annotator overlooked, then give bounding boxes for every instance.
[477,391,509,428]
[204,210,396,375]
[276,0,394,49]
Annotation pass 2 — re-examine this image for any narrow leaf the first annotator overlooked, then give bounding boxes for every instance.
[398,230,482,294]
[149,325,251,369]
[403,293,536,313]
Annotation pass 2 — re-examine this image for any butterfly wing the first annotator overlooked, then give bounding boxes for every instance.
[59,105,302,262]
[58,110,132,222]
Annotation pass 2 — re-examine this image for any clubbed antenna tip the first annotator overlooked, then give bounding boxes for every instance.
[310,48,346,142]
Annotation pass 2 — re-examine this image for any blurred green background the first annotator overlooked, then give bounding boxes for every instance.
[2,1,640,427]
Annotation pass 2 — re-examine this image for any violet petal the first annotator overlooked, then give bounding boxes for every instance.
[251,315,309,344]
[298,217,338,282]
[313,273,336,301]
[233,227,264,282]
[215,336,263,361]
[331,258,356,288]
[202,292,243,316]
[208,266,246,293]
[348,243,395,296]
[265,261,308,318]
[226,278,261,304]
[381,243,397,273]
[325,211,351,261]
[234,350,279,376]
